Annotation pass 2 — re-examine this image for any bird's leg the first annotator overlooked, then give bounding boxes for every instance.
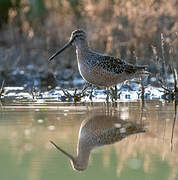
[83,82,90,89]
[110,85,118,102]
[83,82,93,101]
[89,85,94,101]
[106,87,110,103]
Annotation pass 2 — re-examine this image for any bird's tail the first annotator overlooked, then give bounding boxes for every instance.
[136,65,147,70]
[135,65,150,76]
[125,64,150,76]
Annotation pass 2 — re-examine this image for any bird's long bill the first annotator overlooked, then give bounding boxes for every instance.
[48,40,72,61]
[50,140,75,161]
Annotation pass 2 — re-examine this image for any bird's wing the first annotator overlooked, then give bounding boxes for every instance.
[95,55,127,74]
[96,55,146,75]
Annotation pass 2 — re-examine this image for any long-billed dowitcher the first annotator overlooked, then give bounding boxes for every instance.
[49,29,147,87]
[50,112,145,171]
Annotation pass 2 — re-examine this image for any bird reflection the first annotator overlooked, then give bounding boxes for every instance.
[50,113,145,171]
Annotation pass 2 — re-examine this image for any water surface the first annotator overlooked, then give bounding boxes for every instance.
[0,100,178,180]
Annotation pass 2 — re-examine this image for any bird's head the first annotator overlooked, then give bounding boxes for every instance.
[49,29,87,61]
[70,29,87,46]
[50,140,88,171]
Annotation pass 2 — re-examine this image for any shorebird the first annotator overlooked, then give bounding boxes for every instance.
[49,29,147,100]
[50,113,145,171]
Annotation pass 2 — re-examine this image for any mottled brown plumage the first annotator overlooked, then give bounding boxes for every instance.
[49,29,147,87]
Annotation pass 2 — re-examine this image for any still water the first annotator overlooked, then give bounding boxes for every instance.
[0,100,177,180]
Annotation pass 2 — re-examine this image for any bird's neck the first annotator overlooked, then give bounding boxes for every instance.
[75,142,91,168]
[76,42,91,62]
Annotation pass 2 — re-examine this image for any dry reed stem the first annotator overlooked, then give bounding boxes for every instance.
[0,80,5,98]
